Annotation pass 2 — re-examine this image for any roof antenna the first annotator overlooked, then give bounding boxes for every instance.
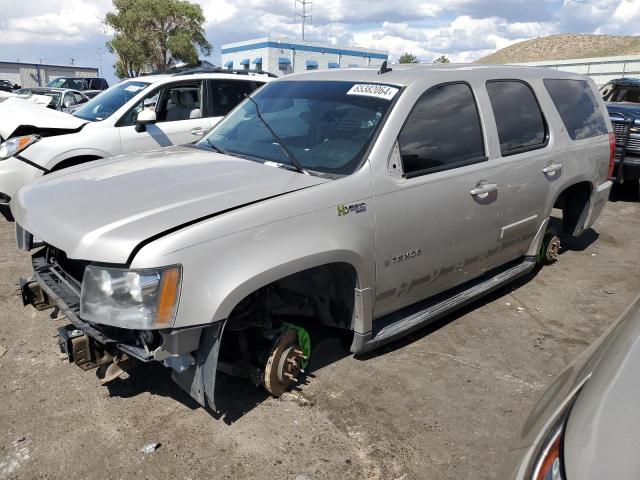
[378,60,392,75]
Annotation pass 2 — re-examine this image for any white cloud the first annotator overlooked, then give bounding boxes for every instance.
[595,0,640,35]
[0,0,111,44]
[0,0,639,72]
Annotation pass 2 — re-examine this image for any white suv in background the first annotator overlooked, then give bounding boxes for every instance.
[0,68,272,206]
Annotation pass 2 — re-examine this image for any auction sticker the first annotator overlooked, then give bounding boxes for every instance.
[347,84,399,101]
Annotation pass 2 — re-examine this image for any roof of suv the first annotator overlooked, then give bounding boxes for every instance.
[133,70,274,85]
[278,63,588,86]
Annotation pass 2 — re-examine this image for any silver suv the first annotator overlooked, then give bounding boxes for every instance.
[15,64,613,410]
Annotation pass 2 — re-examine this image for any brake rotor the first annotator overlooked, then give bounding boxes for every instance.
[263,330,307,396]
[545,235,561,264]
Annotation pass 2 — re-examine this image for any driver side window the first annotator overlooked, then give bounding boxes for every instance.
[119,81,202,127]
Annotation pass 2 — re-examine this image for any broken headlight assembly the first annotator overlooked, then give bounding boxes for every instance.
[80,265,181,329]
[0,135,40,160]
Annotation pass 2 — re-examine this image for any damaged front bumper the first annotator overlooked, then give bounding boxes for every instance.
[20,244,225,410]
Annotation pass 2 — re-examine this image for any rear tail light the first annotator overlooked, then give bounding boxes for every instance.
[608,132,616,179]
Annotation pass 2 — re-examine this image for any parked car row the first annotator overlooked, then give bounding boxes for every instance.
[0,63,636,477]
[12,87,90,112]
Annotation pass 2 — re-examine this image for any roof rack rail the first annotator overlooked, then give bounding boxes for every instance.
[172,67,278,78]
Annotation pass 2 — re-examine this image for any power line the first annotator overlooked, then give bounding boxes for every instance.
[295,0,312,42]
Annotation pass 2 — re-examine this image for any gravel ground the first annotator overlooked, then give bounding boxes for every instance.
[1,185,639,480]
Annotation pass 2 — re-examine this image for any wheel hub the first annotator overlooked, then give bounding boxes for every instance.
[545,235,561,263]
[263,330,307,396]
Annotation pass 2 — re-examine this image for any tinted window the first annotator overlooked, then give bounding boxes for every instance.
[486,81,546,156]
[398,83,485,176]
[211,80,261,116]
[544,79,608,140]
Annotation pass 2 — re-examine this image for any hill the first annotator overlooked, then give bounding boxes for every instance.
[476,34,640,64]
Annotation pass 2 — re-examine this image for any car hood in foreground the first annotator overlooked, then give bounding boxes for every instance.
[498,294,640,479]
[562,295,640,479]
[12,146,328,264]
[0,96,86,140]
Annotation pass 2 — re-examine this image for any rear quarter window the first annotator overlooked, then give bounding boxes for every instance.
[544,79,608,140]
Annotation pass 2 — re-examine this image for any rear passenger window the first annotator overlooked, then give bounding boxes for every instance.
[398,83,485,177]
[211,80,261,116]
[486,80,547,156]
[544,79,608,140]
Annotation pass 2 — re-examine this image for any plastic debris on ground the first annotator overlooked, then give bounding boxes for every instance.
[141,442,160,454]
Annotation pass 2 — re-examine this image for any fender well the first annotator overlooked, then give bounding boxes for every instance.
[553,181,593,236]
[48,155,102,172]
[224,262,360,331]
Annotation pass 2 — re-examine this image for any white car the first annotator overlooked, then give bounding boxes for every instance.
[0,69,272,205]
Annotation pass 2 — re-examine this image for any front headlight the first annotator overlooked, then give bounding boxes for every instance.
[531,424,565,480]
[80,265,181,329]
[0,135,40,160]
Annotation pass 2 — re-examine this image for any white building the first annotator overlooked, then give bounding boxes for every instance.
[221,37,388,76]
[513,55,640,86]
[0,61,99,88]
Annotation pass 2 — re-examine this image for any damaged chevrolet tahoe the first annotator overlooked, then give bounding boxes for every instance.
[14,64,613,411]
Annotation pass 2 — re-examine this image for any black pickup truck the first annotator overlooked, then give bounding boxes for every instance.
[602,78,640,193]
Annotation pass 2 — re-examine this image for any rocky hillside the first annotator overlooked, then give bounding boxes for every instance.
[476,34,640,64]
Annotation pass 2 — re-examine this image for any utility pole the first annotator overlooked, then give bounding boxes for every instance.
[295,0,312,42]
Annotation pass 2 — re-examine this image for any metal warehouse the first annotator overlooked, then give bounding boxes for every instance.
[221,36,388,76]
[0,61,99,88]
[513,55,640,86]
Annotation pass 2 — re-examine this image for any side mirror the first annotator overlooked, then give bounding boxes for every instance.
[13,84,20,90]
[135,109,157,132]
[189,108,202,119]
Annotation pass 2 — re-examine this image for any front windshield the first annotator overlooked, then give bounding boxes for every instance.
[199,80,397,176]
[47,78,86,89]
[601,83,640,103]
[73,80,150,121]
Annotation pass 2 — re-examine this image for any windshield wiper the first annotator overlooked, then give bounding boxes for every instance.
[243,94,309,175]
[205,138,228,155]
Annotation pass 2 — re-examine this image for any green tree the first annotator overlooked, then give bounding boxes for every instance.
[398,52,420,64]
[105,0,212,78]
[433,55,451,64]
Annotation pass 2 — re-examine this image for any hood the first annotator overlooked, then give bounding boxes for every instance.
[606,101,640,121]
[0,96,86,140]
[563,295,640,480]
[12,146,328,264]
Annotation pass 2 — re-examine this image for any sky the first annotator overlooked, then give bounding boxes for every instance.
[0,0,639,84]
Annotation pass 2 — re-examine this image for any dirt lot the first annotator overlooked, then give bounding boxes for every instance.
[1,186,639,480]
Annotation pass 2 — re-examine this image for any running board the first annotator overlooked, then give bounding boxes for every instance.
[352,259,536,354]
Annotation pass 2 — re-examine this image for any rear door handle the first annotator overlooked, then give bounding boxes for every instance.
[543,163,563,174]
[470,183,498,197]
[190,127,207,136]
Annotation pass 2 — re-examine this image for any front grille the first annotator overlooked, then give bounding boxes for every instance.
[627,135,640,153]
[612,121,630,148]
[46,246,89,285]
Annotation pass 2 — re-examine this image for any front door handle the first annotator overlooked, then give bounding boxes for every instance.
[470,182,498,197]
[543,163,563,174]
[190,127,206,136]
